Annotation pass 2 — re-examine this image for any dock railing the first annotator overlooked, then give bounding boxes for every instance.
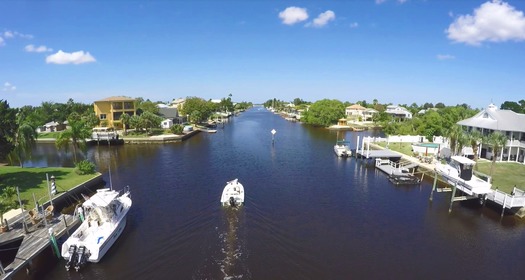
[486,187,525,209]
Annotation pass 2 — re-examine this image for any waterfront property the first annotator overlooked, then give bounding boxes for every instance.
[93,96,137,130]
[458,103,525,164]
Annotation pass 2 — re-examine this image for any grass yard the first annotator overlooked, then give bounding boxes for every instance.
[475,161,525,193]
[375,142,415,156]
[0,166,100,209]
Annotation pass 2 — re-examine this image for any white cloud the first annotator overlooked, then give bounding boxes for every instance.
[437,54,455,60]
[311,10,336,27]
[447,0,525,45]
[4,31,14,38]
[3,30,33,39]
[25,44,53,53]
[3,82,16,91]
[279,6,309,25]
[0,37,4,46]
[46,50,96,65]
[375,0,387,4]
[350,22,359,28]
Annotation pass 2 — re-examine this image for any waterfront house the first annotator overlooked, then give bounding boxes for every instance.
[458,103,525,163]
[37,121,66,133]
[93,96,137,129]
[345,104,367,120]
[385,105,412,120]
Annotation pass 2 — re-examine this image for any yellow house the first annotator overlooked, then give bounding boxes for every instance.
[93,96,137,129]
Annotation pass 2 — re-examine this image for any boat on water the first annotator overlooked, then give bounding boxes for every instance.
[61,187,132,271]
[434,156,492,196]
[334,140,352,157]
[389,173,421,185]
[220,179,245,207]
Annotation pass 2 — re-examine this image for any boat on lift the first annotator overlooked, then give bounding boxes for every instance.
[220,179,245,207]
[61,187,132,271]
[434,156,492,197]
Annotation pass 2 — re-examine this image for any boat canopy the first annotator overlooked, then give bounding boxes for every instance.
[451,155,476,166]
[83,189,119,208]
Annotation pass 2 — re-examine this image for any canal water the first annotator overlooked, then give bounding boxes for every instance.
[29,107,524,279]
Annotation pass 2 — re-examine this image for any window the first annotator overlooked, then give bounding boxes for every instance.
[112,102,123,110]
[113,112,123,120]
[100,114,107,120]
[124,102,134,109]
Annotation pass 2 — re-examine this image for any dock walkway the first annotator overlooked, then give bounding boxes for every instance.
[0,211,80,279]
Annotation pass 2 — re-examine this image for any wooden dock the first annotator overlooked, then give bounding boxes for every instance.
[0,211,80,279]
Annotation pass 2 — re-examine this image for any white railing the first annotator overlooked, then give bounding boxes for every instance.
[486,187,525,209]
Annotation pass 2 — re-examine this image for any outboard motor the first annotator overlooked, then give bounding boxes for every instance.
[65,245,77,271]
[229,196,236,207]
[75,246,88,272]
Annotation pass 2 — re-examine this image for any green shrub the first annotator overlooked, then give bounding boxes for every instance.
[170,124,184,135]
[75,160,96,175]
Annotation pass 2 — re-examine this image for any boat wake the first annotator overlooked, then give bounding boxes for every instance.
[193,208,250,280]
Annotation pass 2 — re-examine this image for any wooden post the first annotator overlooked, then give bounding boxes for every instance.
[63,215,70,236]
[501,195,507,217]
[449,181,458,213]
[16,187,29,233]
[429,171,438,201]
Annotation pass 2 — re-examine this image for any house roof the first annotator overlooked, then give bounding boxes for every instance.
[158,107,179,119]
[44,121,60,127]
[346,104,367,110]
[95,96,136,102]
[457,104,525,132]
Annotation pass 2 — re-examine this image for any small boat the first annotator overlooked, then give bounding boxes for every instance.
[220,179,245,207]
[334,140,352,157]
[61,187,132,271]
[389,174,421,185]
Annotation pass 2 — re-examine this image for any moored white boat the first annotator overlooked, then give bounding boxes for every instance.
[434,156,492,196]
[61,187,132,271]
[220,179,244,207]
[334,140,352,157]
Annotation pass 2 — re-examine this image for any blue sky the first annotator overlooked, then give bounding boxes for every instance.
[1,0,525,109]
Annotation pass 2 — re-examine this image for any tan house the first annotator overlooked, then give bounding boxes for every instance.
[93,96,137,129]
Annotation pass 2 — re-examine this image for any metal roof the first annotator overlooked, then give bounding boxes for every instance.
[457,105,525,132]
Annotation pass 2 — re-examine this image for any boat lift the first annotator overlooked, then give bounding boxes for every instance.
[429,156,493,213]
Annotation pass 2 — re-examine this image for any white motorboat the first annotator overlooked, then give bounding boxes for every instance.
[334,140,352,157]
[220,179,245,207]
[434,156,492,196]
[61,187,132,271]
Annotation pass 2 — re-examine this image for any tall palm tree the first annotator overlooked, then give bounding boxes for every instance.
[120,113,131,135]
[56,117,91,163]
[9,123,38,167]
[466,129,483,161]
[487,132,508,177]
[445,124,463,155]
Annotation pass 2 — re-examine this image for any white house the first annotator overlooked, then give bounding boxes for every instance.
[385,105,412,120]
[161,119,173,129]
[345,105,378,121]
[457,103,525,163]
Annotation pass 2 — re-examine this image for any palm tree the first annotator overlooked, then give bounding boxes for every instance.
[120,113,131,135]
[56,116,91,163]
[445,124,463,155]
[487,132,508,177]
[9,123,38,167]
[466,130,483,161]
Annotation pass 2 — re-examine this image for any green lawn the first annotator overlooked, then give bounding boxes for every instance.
[475,161,525,193]
[0,166,100,209]
[37,132,61,139]
[375,142,415,156]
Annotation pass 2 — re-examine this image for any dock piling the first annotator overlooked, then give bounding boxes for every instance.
[448,182,458,213]
[430,171,438,202]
